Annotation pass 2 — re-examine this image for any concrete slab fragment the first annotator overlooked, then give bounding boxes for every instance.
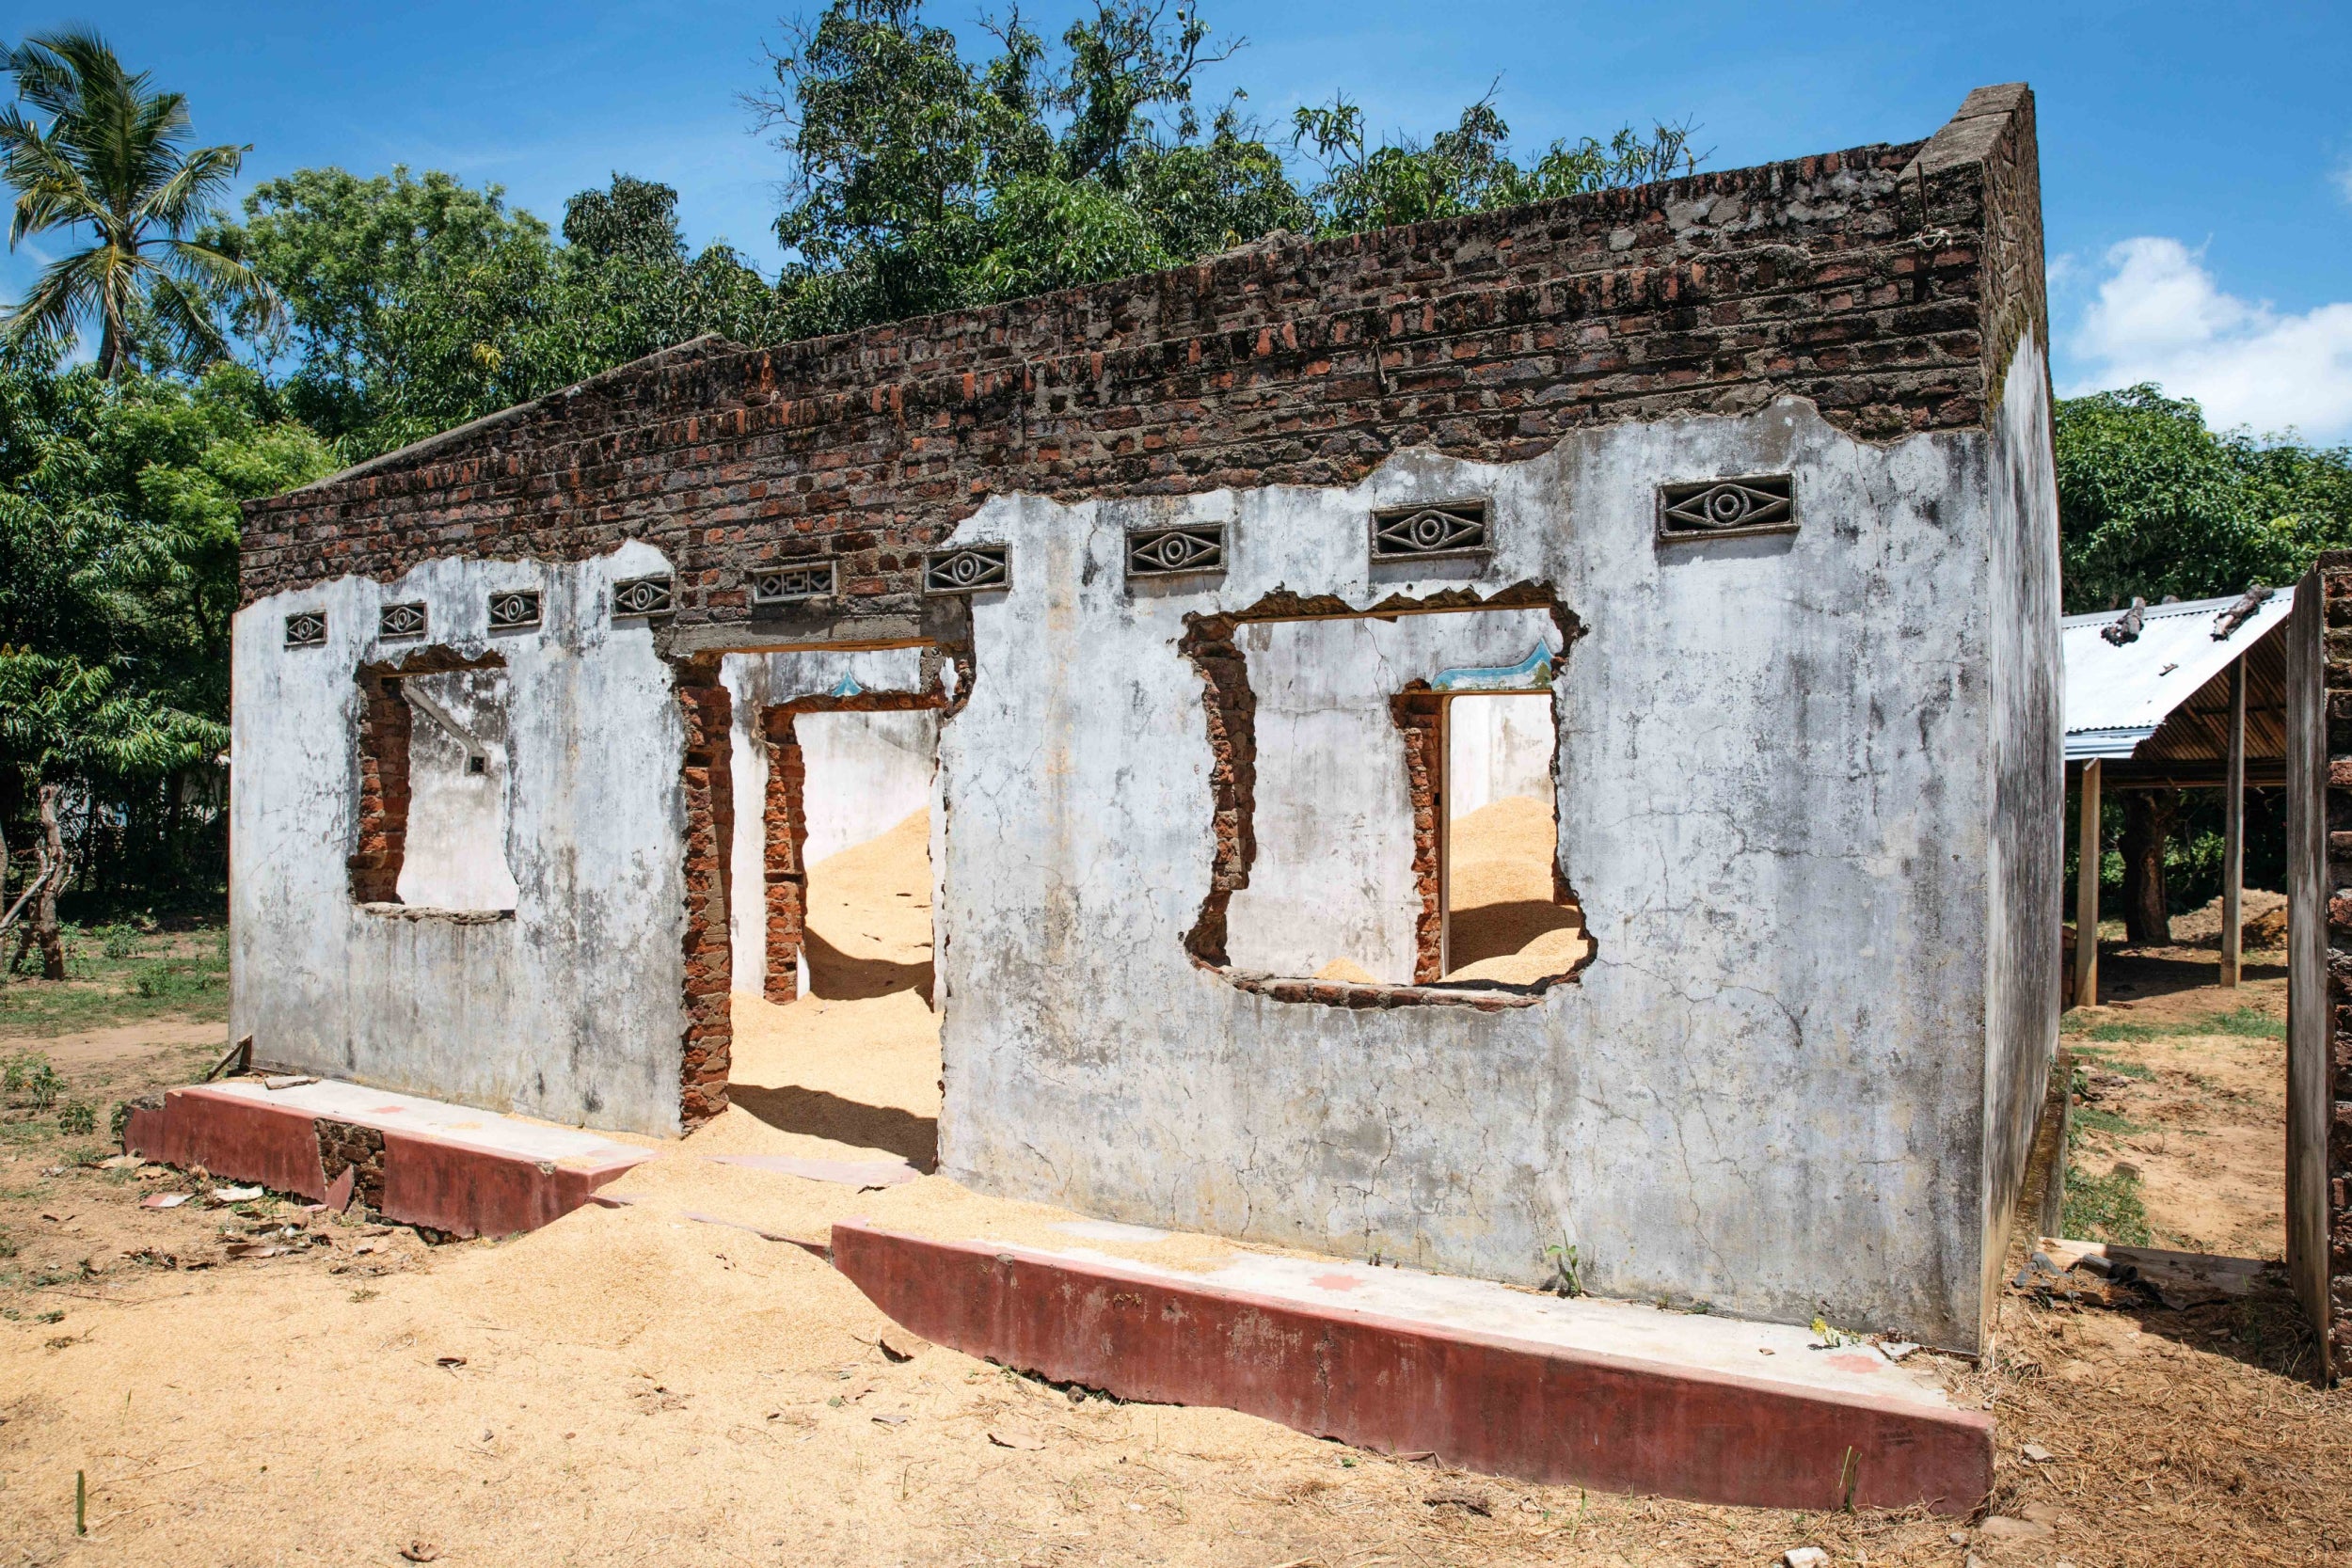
[833,1220,1993,1513]
[122,1078,652,1238]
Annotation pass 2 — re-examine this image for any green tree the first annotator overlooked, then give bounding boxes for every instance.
[1291,92,1703,235]
[2056,384,2352,613]
[216,170,789,455]
[0,343,335,933]
[0,28,273,377]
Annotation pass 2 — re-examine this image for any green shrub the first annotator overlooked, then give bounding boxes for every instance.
[56,1102,96,1136]
[99,925,139,959]
[134,960,222,1002]
[4,1053,63,1109]
[2063,1164,2153,1246]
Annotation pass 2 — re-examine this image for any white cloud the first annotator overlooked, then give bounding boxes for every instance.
[2336,160,2352,207]
[2064,236,2352,442]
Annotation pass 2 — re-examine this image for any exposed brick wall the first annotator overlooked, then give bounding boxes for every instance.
[1177,615,1258,966]
[2317,569,2352,1372]
[239,94,2048,640]
[759,690,945,1003]
[676,663,734,1129]
[349,673,411,903]
[1391,689,1447,985]
[314,1118,388,1212]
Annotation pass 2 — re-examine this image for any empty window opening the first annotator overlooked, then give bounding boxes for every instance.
[728,699,942,1171]
[1216,608,1584,992]
[350,658,517,912]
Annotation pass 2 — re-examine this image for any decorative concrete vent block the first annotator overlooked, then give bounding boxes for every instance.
[283,610,326,649]
[1127,524,1226,580]
[486,589,542,630]
[1371,499,1489,562]
[612,575,674,619]
[750,562,834,605]
[925,543,1010,595]
[378,602,427,640]
[1657,474,1797,543]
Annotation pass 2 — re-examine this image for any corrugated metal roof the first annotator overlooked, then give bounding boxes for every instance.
[2061,591,2291,763]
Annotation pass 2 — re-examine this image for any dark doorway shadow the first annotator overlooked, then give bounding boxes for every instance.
[2089,947,2287,1005]
[800,927,934,1005]
[727,1084,938,1172]
[1447,898,1583,971]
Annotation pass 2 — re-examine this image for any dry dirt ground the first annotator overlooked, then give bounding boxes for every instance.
[0,860,2344,1565]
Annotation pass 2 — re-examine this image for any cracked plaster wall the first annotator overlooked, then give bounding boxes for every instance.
[937,393,2047,1353]
[230,542,694,1133]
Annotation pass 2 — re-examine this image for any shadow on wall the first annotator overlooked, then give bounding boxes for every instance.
[727,1085,938,1171]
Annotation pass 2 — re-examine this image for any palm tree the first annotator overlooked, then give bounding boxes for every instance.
[0,28,276,376]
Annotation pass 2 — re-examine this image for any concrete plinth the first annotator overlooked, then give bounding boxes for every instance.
[833,1220,1993,1513]
[122,1079,651,1237]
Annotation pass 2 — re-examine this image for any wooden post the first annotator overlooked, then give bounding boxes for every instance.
[2221,659,2247,987]
[2074,759,2103,1009]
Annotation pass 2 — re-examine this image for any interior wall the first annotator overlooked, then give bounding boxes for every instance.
[1448,693,1557,818]
[394,667,521,911]
[1225,611,1560,984]
[721,648,932,997]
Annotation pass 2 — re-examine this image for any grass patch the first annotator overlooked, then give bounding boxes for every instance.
[2073,1103,2145,1139]
[2067,1006,2284,1044]
[2063,1164,2153,1246]
[0,920,228,1037]
[2072,1046,2155,1080]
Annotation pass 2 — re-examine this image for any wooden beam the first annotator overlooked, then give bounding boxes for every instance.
[2075,759,2103,1009]
[2221,660,2247,987]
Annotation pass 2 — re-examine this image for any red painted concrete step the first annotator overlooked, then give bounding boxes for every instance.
[833,1220,1993,1513]
[123,1079,650,1238]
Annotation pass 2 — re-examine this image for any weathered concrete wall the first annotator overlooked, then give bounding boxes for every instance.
[395,667,521,911]
[1976,332,2064,1323]
[1449,694,1558,818]
[1226,611,1558,983]
[721,648,931,995]
[231,542,694,1134]
[938,401,2007,1352]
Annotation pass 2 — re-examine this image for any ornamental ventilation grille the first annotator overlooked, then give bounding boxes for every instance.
[612,576,674,618]
[925,544,1010,595]
[750,562,834,605]
[378,602,427,639]
[487,589,542,630]
[1370,499,1489,562]
[1657,474,1796,541]
[1127,524,1225,579]
[283,610,327,649]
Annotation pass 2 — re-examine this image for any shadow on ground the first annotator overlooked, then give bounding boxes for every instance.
[727,1084,938,1171]
[801,928,933,1005]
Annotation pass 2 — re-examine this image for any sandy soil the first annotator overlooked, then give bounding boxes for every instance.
[2065,932,2293,1259]
[3,853,2344,1564]
[1443,796,1589,985]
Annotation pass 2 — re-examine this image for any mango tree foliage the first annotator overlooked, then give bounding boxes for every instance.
[2056,385,2352,612]
[0,347,334,895]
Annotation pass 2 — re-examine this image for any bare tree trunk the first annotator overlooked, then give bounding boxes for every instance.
[35,784,65,981]
[2119,789,2176,947]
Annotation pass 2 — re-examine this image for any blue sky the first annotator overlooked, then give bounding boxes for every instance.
[7,1,2350,437]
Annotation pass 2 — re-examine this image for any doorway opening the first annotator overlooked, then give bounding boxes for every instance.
[1438,692,1588,984]
[726,696,942,1172]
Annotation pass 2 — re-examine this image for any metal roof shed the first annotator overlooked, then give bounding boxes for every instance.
[2060,589,2287,1004]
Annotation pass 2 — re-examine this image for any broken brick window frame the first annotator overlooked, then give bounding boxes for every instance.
[348,648,507,909]
[1181,589,1590,1011]
[757,689,948,1005]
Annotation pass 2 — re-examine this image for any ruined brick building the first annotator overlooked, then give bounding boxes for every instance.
[235,85,2062,1354]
